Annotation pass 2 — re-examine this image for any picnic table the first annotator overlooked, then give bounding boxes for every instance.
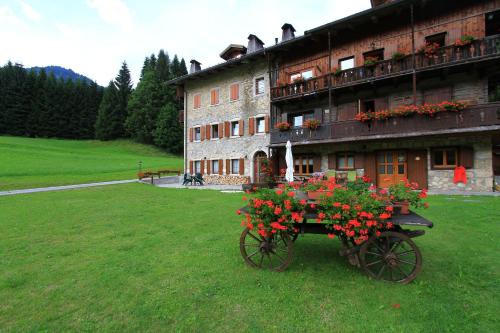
[239,203,433,284]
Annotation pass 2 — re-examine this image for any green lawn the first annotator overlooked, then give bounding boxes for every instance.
[0,184,498,332]
[0,136,183,190]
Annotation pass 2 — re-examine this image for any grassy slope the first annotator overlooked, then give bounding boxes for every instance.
[0,184,498,332]
[0,136,183,190]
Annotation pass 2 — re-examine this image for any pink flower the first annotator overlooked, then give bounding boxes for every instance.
[275,189,283,195]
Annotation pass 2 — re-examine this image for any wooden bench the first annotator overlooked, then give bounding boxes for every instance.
[138,169,182,184]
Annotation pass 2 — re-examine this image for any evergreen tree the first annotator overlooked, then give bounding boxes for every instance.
[170,55,180,79]
[156,50,170,82]
[153,101,183,153]
[113,61,133,137]
[179,58,188,76]
[95,81,121,140]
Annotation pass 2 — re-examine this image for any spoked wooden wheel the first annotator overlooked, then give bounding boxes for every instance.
[359,231,422,284]
[239,228,293,272]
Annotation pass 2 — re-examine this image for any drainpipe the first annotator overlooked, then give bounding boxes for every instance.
[183,86,187,173]
[328,29,332,120]
[411,4,417,105]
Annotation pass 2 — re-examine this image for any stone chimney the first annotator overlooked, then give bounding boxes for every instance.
[281,23,296,42]
[247,34,264,54]
[189,60,201,74]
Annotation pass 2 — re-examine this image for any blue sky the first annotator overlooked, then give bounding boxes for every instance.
[0,0,370,86]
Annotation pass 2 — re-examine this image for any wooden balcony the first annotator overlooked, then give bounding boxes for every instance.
[270,103,500,146]
[270,35,500,101]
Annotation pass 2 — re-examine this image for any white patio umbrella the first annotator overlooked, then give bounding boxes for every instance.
[285,140,294,183]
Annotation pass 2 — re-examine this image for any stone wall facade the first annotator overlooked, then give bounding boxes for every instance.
[184,61,270,184]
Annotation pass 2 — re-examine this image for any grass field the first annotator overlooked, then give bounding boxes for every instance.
[1,183,498,332]
[0,136,183,190]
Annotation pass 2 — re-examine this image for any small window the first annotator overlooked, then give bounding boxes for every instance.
[301,69,313,80]
[211,124,219,139]
[231,159,240,174]
[255,116,265,133]
[255,77,265,95]
[485,10,500,37]
[290,72,302,83]
[432,148,458,169]
[194,127,201,141]
[339,56,355,70]
[488,74,500,102]
[294,156,315,175]
[290,69,314,83]
[425,32,446,47]
[212,160,219,174]
[193,94,201,109]
[290,112,314,128]
[210,88,219,105]
[337,152,355,170]
[194,161,201,173]
[231,121,239,136]
[230,83,239,101]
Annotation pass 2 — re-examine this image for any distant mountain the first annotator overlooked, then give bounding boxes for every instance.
[27,66,94,84]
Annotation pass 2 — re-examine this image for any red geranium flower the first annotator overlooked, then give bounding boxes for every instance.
[287,191,295,198]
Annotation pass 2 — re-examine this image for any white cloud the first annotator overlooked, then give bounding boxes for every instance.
[0,5,23,25]
[19,1,41,22]
[86,0,133,32]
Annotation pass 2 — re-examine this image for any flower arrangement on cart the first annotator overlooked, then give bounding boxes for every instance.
[237,176,432,284]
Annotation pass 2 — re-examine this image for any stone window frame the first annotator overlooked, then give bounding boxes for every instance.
[210,87,221,106]
[211,159,219,175]
[210,123,220,140]
[231,158,240,175]
[193,126,202,142]
[431,147,458,170]
[254,113,267,135]
[253,76,265,97]
[230,119,240,138]
[194,160,202,174]
[229,81,241,102]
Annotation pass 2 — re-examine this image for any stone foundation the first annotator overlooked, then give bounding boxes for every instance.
[203,174,250,185]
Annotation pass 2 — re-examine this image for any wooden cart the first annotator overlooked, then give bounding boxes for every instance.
[239,209,433,284]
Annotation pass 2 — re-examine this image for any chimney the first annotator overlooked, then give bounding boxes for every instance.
[281,23,296,42]
[247,34,264,54]
[189,59,201,73]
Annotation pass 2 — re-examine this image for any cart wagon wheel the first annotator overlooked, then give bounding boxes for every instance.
[288,229,299,242]
[240,228,293,272]
[359,231,422,284]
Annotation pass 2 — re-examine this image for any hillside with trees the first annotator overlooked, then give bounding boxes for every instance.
[0,50,187,154]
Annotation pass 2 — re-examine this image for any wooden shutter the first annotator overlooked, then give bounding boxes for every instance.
[238,119,244,136]
[459,147,474,169]
[189,128,193,142]
[364,152,377,184]
[194,94,200,109]
[189,160,193,174]
[200,126,205,141]
[328,154,336,170]
[239,158,245,175]
[337,102,357,121]
[224,122,230,138]
[354,153,365,169]
[205,124,211,140]
[264,115,270,133]
[230,83,239,101]
[218,123,223,138]
[249,117,255,135]
[200,160,205,175]
[226,159,231,175]
[218,159,223,175]
[407,150,428,189]
[313,156,322,173]
[207,160,211,174]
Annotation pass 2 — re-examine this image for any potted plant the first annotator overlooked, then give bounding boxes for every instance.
[364,56,378,67]
[392,51,406,61]
[303,119,321,130]
[388,180,428,214]
[418,42,441,58]
[275,121,291,131]
[303,177,326,200]
[454,35,474,47]
[332,66,342,76]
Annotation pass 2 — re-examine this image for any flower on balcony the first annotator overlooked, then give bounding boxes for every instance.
[303,119,321,130]
[454,35,475,47]
[391,51,406,61]
[275,121,291,131]
[332,66,342,76]
[355,101,468,122]
[418,42,441,58]
[364,56,378,67]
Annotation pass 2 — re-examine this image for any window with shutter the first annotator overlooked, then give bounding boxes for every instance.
[431,148,458,169]
[255,117,265,134]
[193,94,201,109]
[255,77,265,95]
[224,122,230,138]
[194,127,201,141]
[210,88,219,105]
[239,158,244,175]
[189,128,193,142]
[230,83,239,101]
[205,125,211,140]
[249,117,255,135]
[459,147,474,169]
[264,115,269,133]
[238,120,244,136]
[189,160,193,174]
[219,159,223,175]
[206,160,211,174]
[226,159,231,175]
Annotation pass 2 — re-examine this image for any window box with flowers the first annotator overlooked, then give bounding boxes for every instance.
[303,119,320,130]
[332,66,342,76]
[418,42,441,58]
[454,35,475,47]
[364,56,378,68]
[275,121,291,131]
[392,51,406,61]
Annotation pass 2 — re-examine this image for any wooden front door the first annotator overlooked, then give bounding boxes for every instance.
[253,151,268,183]
[377,151,407,188]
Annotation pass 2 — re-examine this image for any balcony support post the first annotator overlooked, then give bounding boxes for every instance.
[411,3,417,105]
[328,29,332,119]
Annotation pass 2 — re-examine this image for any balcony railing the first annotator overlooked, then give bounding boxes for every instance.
[270,103,500,145]
[270,35,500,100]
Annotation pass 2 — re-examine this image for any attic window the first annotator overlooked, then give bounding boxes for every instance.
[255,77,265,95]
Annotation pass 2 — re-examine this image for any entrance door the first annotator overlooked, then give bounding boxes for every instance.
[377,151,407,188]
[253,151,268,183]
